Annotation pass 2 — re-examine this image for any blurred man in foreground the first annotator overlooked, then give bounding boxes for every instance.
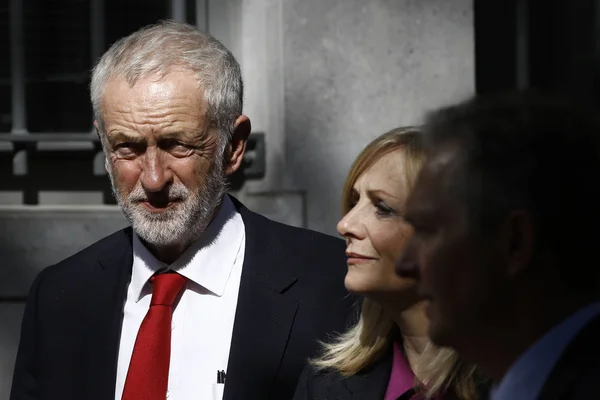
[397,91,600,399]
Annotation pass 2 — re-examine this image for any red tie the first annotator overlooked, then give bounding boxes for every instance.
[121,272,187,400]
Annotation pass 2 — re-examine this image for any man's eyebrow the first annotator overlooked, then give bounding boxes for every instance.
[106,132,145,143]
[158,131,201,141]
[106,130,202,143]
[403,211,417,225]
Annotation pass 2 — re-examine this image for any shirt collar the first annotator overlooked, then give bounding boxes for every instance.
[130,195,245,302]
[491,301,600,400]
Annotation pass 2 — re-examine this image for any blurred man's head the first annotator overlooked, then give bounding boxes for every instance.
[397,91,600,371]
[90,21,250,260]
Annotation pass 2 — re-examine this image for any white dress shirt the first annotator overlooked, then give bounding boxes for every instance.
[491,301,600,400]
[115,196,246,400]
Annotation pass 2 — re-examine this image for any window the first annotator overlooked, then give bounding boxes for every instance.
[0,0,172,205]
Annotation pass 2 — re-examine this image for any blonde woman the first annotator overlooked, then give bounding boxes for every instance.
[293,127,487,400]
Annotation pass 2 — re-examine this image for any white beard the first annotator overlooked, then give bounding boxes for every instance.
[107,160,228,248]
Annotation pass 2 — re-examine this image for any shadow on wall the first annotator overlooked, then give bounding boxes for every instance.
[0,209,128,299]
[0,208,128,398]
[0,304,25,399]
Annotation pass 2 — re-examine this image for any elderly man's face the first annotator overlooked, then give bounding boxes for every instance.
[97,71,232,249]
[397,146,509,351]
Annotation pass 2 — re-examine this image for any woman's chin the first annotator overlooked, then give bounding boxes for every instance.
[344,273,422,308]
[344,272,377,295]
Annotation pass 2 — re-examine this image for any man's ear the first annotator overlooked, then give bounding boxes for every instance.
[225,115,251,176]
[94,120,110,173]
[505,210,535,277]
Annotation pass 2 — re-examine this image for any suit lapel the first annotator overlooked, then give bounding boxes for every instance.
[223,201,299,400]
[538,313,600,400]
[340,350,393,399]
[82,228,133,400]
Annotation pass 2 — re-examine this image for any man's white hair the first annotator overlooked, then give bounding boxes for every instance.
[90,20,243,152]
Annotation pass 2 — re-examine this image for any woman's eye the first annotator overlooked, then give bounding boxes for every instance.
[375,201,394,216]
[348,194,359,209]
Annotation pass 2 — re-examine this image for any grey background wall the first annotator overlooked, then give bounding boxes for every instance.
[281,0,473,234]
[0,0,473,396]
[213,0,474,235]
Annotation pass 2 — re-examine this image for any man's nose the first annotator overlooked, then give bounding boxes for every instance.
[395,237,420,280]
[140,149,173,192]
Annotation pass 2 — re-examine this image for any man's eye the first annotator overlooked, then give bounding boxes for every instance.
[113,142,144,157]
[412,224,435,236]
[115,142,138,151]
[161,139,187,149]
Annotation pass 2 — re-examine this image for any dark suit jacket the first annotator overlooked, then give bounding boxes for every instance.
[293,347,489,400]
[538,313,600,400]
[10,197,355,400]
[292,350,396,400]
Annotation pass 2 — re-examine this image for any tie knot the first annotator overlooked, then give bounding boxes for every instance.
[150,272,187,306]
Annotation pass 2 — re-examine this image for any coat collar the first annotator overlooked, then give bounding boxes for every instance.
[83,228,134,400]
[223,195,300,399]
[339,349,393,399]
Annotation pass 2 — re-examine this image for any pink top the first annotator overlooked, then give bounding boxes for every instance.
[383,341,444,400]
[383,341,416,400]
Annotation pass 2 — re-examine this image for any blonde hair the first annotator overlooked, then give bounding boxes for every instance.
[312,127,480,399]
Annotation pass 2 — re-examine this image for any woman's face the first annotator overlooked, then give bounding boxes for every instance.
[337,149,420,308]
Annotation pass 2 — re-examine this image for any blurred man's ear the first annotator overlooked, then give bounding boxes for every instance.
[505,210,535,277]
[395,235,420,280]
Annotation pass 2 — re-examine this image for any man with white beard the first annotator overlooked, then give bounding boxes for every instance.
[10,21,353,400]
